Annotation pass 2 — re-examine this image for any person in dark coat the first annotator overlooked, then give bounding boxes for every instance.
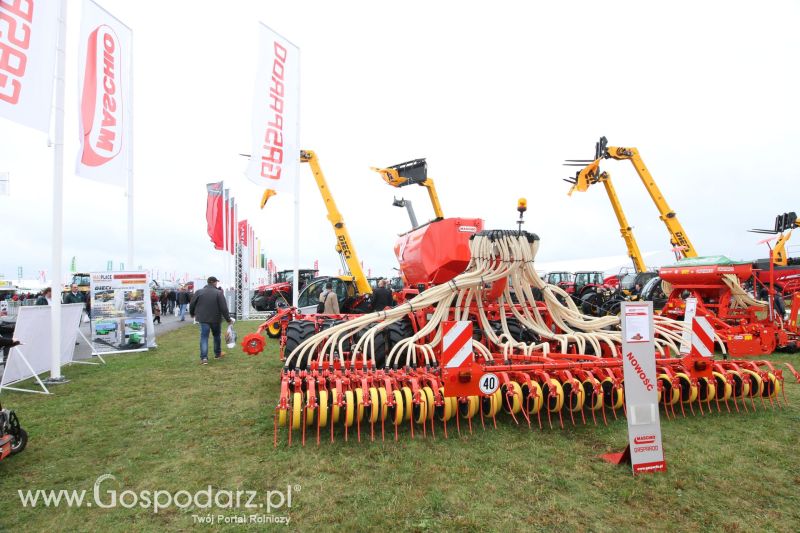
[176,286,191,321]
[371,279,394,311]
[189,276,234,364]
[35,288,52,305]
[63,284,84,304]
[168,289,177,314]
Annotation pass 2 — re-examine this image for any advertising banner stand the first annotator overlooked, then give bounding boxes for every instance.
[88,272,152,356]
[601,302,667,475]
[0,304,84,395]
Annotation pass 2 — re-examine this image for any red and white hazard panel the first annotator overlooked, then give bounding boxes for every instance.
[690,316,715,357]
[440,321,486,397]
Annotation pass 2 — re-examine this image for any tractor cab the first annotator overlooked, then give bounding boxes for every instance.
[573,271,605,297]
[544,271,574,292]
[297,276,371,315]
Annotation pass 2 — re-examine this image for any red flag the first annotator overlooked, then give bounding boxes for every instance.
[229,200,236,255]
[238,219,248,245]
[206,182,224,249]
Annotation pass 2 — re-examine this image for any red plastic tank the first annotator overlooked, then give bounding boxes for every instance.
[394,218,484,285]
[659,263,753,284]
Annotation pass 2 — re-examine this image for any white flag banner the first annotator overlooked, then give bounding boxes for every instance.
[246,24,299,194]
[76,0,132,187]
[0,0,59,132]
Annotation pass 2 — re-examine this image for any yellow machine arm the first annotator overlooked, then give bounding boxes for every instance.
[566,136,698,262]
[568,160,648,272]
[371,158,444,221]
[301,150,372,296]
[751,212,799,267]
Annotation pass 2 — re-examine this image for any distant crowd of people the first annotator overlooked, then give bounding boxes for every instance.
[151,286,193,324]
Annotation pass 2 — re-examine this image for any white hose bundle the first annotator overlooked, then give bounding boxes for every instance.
[284,230,717,370]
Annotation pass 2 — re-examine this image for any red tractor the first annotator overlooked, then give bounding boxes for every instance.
[252,269,318,312]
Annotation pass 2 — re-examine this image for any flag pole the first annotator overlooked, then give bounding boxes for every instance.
[47,0,68,385]
[127,30,134,269]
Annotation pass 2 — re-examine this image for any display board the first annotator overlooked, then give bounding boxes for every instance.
[621,302,667,474]
[0,304,84,394]
[89,272,152,354]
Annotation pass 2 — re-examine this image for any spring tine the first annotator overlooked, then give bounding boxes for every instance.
[409,410,414,439]
[455,407,462,437]
[356,413,361,443]
[443,415,448,439]
[557,410,564,430]
[273,410,280,448]
[480,403,486,431]
[697,390,704,415]
[468,410,474,434]
[301,405,307,447]
[288,407,293,447]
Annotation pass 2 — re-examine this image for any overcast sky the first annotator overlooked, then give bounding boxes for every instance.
[1,0,798,287]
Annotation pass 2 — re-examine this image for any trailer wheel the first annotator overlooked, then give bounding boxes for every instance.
[10,428,27,455]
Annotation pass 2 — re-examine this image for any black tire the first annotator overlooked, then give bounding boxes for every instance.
[486,317,538,345]
[353,324,387,368]
[386,319,413,368]
[283,320,316,370]
[10,427,27,455]
[580,292,602,316]
[319,319,350,354]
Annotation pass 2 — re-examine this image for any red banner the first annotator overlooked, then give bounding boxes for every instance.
[238,219,248,246]
[206,182,224,249]
[229,200,235,255]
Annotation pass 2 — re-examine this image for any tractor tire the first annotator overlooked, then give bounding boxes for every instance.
[387,319,414,367]
[603,300,622,317]
[353,324,387,368]
[283,320,316,370]
[10,427,27,455]
[319,319,351,354]
[580,292,603,317]
[487,318,538,345]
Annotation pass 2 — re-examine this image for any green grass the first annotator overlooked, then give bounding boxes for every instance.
[1,322,799,532]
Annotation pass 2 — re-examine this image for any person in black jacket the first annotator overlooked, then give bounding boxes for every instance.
[189,276,234,364]
[371,279,394,312]
[176,286,191,321]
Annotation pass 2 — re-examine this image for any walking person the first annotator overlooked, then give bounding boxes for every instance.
[160,290,169,318]
[151,290,161,324]
[168,289,177,315]
[176,286,191,321]
[190,276,234,365]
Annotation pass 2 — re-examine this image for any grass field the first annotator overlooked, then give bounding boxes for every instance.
[0,322,799,532]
